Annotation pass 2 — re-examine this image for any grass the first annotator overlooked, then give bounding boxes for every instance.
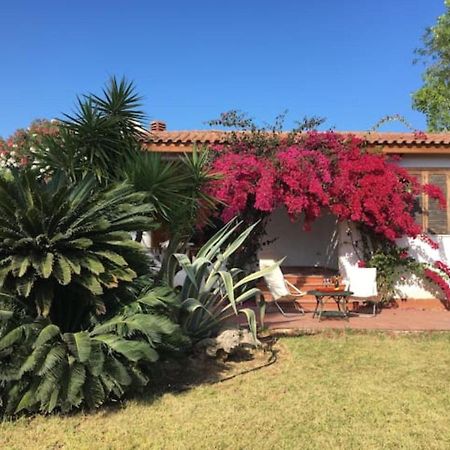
[2,331,450,449]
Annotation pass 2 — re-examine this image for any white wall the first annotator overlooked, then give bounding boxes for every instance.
[258,208,338,268]
[397,154,450,298]
[399,155,450,169]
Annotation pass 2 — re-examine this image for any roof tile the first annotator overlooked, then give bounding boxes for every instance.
[145,130,450,146]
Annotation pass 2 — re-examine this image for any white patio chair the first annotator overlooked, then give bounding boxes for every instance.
[259,259,306,316]
[345,267,379,316]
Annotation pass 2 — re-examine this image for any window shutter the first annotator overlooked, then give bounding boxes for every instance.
[409,172,424,228]
[427,173,448,234]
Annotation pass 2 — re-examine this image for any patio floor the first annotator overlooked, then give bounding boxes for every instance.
[258,304,450,332]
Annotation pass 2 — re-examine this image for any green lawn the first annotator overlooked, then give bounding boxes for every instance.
[2,331,450,450]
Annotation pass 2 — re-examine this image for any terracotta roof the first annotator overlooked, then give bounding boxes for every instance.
[145,130,450,146]
[143,130,450,155]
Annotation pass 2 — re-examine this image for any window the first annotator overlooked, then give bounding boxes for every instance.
[409,170,450,235]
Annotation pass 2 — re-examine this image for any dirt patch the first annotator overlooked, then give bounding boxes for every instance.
[152,335,279,393]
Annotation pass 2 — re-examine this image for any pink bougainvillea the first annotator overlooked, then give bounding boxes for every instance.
[424,268,450,303]
[207,131,445,242]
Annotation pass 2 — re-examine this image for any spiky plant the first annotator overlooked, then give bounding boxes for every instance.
[29,77,146,183]
[174,220,279,341]
[124,148,218,283]
[0,168,154,332]
[0,285,186,416]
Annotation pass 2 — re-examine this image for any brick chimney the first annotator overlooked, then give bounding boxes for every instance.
[150,120,167,132]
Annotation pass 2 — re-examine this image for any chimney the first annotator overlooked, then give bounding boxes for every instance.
[150,120,167,132]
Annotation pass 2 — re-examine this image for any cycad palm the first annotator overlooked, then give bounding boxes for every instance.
[0,169,154,331]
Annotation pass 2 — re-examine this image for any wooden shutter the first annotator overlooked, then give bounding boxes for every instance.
[409,172,424,229]
[427,173,448,234]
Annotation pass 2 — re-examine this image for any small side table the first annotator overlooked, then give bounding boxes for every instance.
[308,290,354,321]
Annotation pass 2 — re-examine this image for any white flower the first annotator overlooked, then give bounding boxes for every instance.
[10,151,15,156]
[30,146,36,152]
[39,168,46,173]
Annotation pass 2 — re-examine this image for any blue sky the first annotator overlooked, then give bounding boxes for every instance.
[0,0,446,137]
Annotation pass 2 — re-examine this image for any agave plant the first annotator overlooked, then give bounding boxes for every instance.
[0,169,154,332]
[0,285,185,416]
[173,220,279,341]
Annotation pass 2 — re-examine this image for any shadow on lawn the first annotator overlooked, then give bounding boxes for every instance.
[97,335,279,417]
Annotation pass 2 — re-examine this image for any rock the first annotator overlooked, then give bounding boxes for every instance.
[194,327,259,360]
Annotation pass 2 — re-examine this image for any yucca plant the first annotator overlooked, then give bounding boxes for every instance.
[124,148,218,282]
[174,219,279,341]
[0,168,154,332]
[0,286,185,416]
[29,77,146,183]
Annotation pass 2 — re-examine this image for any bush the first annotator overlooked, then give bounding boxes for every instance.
[0,168,154,332]
[0,285,186,416]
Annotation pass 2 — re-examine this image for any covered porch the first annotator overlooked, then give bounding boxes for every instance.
[256,207,450,313]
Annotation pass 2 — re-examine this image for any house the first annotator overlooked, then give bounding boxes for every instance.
[144,121,450,304]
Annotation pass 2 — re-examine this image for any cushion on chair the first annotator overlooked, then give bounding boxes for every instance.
[347,268,378,298]
[259,259,290,300]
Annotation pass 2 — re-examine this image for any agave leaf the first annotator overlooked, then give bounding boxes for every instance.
[217,270,237,314]
[234,259,283,289]
[222,221,259,260]
[174,253,198,288]
[196,219,241,260]
[182,297,209,313]
[234,287,261,305]
[238,308,258,342]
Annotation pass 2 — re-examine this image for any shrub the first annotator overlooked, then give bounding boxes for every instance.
[0,169,153,332]
[0,285,185,416]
